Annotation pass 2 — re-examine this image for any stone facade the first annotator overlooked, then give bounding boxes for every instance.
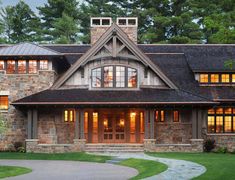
[0,70,56,150]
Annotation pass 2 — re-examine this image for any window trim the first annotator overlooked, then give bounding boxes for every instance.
[91,65,138,89]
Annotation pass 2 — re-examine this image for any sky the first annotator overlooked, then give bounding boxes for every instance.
[1,0,47,12]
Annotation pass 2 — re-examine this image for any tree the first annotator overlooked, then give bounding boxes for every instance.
[52,13,79,44]
[0,0,42,43]
[37,0,80,42]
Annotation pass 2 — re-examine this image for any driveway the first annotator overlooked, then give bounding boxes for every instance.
[0,160,138,180]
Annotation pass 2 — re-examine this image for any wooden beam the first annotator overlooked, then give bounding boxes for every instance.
[117,44,126,54]
[112,36,117,57]
[27,110,32,139]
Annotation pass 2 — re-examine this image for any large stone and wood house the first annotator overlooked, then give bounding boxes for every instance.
[0,17,235,153]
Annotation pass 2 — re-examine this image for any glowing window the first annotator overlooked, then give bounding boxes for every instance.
[128,68,137,88]
[199,74,208,83]
[92,68,101,87]
[160,110,165,122]
[40,60,48,70]
[216,116,223,133]
[93,112,98,133]
[173,111,179,122]
[221,74,230,83]
[130,112,136,133]
[207,116,215,133]
[208,109,215,114]
[104,66,113,87]
[155,111,159,122]
[232,74,235,83]
[140,112,144,133]
[224,108,232,114]
[29,60,37,74]
[210,74,219,83]
[64,110,74,122]
[18,60,26,74]
[84,112,88,134]
[0,96,8,110]
[224,116,232,133]
[6,60,15,74]
[216,108,223,114]
[0,61,4,70]
[116,66,125,87]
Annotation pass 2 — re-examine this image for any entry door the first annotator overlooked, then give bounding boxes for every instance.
[103,114,125,143]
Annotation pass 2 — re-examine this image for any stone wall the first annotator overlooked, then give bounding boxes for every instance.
[0,70,56,150]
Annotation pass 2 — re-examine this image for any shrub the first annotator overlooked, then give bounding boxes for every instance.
[204,139,215,152]
[17,146,25,153]
[215,147,228,153]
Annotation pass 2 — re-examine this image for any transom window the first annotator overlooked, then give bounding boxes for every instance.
[91,66,137,88]
[0,96,8,110]
[199,73,235,84]
[207,107,235,133]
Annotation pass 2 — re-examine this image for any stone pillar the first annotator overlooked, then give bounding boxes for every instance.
[32,109,38,139]
[150,109,155,139]
[73,139,86,151]
[25,139,39,153]
[144,139,156,152]
[192,109,198,139]
[144,109,149,139]
[80,109,85,139]
[75,110,80,139]
[27,110,32,139]
[190,139,204,152]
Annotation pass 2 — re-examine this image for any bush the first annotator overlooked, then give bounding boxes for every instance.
[215,147,228,154]
[14,142,25,152]
[17,146,25,153]
[204,139,215,152]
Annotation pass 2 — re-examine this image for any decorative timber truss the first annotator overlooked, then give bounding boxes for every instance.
[51,23,177,89]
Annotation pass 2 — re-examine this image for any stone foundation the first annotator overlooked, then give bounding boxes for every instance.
[26,139,86,153]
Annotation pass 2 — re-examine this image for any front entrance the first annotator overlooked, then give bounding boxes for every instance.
[102,112,125,143]
[85,108,144,143]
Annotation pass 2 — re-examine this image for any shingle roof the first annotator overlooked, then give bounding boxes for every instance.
[12,88,215,105]
[0,43,61,56]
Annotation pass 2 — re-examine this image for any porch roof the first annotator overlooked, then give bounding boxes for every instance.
[12,88,216,106]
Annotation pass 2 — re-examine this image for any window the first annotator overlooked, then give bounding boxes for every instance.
[64,110,74,122]
[221,74,230,83]
[104,66,113,87]
[116,66,125,87]
[40,60,48,70]
[128,68,137,88]
[232,74,235,83]
[18,60,26,74]
[0,96,8,110]
[199,74,208,83]
[6,60,15,74]
[155,110,165,122]
[173,111,179,122]
[91,66,137,88]
[0,61,4,70]
[29,60,37,74]
[210,74,219,83]
[207,107,235,133]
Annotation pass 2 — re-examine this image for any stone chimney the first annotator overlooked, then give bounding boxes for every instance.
[90,17,138,44]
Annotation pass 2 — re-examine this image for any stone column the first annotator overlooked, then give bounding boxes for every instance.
[27,110,32,139]
[75,110,80,139]
[144,109,149,139]
[32,109,38,139]
[80,109,85,139]
[192,109,198,139]
[150,109,155,139]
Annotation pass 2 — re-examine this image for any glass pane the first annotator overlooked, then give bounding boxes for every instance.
[128,68,137,87]
[208,109,215,114]
[221,74,230,83]
[210,74,219,83]
[140,112,144,133]
[84,112,88,134]
[155,111,159,122]
[69,110,74,122]
[130,112,136,133]
[207,116,215,133]
[92,68,101,87]
[224,108,232,114]
[216,116,223,133]
[224,116,232,133]
[116,66,125,87]
[40,60,48,70]
[0,96,8,110]
[6,60,15,74]
[173,111,179,122]
[0,61,4,70]
[216,108,223,114]
[160,110,165,122]
[93,112,98,133]
[232,74,235,83]
[199,74,208,83]
[104,66,113,87]
[29,60,37,74]
[116,118,125,133]
[18,60,26,74]
[64,110,68,122]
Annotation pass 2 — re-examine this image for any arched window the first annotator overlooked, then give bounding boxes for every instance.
[91,66,137,88]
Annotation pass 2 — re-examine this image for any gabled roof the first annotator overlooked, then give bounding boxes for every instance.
[0,42,61,56]
[12,88,216,105]
[51,23,177,89]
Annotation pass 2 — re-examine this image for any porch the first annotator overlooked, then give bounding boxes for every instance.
[25,107,206,153]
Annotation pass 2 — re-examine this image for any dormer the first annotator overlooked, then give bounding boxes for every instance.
[196,72,235,85]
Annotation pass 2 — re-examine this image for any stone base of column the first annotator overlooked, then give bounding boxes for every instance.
[190,139,204,152]
[25,139,39,153]
[73,139,86,151]
[144,139,156,152]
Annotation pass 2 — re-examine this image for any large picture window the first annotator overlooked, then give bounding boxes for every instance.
[29,60,37,74]
[0,96,8,110]
[18,60,26,74]
[91,66,137,88]
[6,60,16,74]
[207,107,235,133]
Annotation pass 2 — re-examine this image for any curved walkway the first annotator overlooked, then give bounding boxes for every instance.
[0,160,138,180]
[96,152,206,180]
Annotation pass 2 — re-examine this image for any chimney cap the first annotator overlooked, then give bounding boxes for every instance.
[90,17,112,27]
[116,17,138,27]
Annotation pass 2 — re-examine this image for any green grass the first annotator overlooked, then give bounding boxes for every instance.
[147,152,235,180]
[0,166,32,179]
[0,152,111,163]
[119,158,167,180]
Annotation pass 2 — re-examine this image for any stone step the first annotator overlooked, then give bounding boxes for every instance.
[86,149,144,153]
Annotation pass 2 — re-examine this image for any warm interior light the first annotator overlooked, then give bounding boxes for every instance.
[120,119,124,126]
[130,112,136,117]
[103,119,108,128]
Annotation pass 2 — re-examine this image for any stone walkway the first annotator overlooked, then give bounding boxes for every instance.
[0,160,138,180]
[94,152,207,180]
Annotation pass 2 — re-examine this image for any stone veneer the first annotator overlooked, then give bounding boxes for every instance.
[0,70,56,150]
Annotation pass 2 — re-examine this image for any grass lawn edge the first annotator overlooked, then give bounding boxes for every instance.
[0,165,32,179]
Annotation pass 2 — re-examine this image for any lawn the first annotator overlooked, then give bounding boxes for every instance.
[119,158,167,180]
[0,166,32,179]
[148,152,235,180]
[0,152,111,163]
